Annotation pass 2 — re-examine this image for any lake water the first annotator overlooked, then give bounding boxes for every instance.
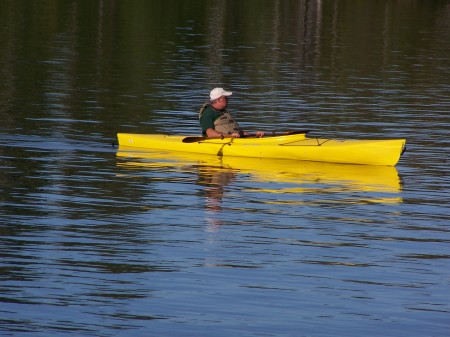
[1,1,449,336]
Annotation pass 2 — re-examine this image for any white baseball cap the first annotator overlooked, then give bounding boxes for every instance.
[210,87,232,101]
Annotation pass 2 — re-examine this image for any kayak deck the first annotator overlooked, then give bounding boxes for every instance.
[117,133,406,166]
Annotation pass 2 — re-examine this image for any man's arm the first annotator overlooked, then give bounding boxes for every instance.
[206,128,240,138]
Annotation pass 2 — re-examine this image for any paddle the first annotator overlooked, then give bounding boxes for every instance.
[182,130,310,143]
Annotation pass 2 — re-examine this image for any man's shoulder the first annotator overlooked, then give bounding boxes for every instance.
[202,105,215,112]
[201,105,220,117]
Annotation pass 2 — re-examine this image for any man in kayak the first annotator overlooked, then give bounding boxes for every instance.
[199,87,265,138]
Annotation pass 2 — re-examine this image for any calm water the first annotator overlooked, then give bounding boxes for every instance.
[1,1,450,336]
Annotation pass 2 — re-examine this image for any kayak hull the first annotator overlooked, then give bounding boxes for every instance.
[117,133,406,166]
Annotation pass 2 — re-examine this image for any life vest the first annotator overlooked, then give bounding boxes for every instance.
[199,103,242,135]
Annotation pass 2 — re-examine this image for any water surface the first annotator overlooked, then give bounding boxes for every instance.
[1,1,449,336]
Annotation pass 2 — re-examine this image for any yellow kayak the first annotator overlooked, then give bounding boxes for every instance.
[117,133,406,166]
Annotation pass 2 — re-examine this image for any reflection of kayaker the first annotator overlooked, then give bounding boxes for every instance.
[116,148,403,205]
[116,148,403,194]
[196,165,237,212]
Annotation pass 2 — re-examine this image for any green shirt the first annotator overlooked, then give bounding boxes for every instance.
[199,105,223,135]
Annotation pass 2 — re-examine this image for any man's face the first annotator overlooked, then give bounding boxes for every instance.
[216,96,228,109]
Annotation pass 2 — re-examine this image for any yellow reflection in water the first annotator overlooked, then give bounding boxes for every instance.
[116,146,403,205]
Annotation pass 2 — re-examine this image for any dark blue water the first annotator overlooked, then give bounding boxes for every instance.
[1,1,449,336]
